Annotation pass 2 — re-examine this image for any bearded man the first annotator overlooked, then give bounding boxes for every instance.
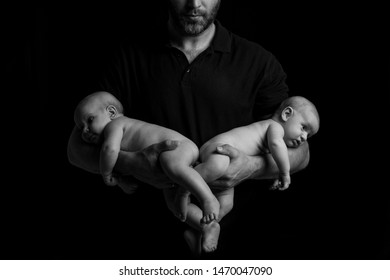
[68,0,309,256]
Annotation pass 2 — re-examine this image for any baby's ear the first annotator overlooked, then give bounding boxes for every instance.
[107,105,118,119]
[281,106,294,121]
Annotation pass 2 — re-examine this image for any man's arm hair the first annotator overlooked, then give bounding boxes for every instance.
[250,141,310,180]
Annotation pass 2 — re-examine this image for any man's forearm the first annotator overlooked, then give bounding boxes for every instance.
[67,126,100,174]
[113,150,138,175]
[250,142,310,180]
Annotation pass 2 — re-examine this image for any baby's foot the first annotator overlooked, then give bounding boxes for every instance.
[201,220,220,253]
[174,189,190,222]
[183,229,202,257]
[201,197,220,224]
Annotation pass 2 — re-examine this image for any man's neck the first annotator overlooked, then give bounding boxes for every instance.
[167,19,216,55]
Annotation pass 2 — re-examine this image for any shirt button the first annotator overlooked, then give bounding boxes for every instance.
[186,69,191,73]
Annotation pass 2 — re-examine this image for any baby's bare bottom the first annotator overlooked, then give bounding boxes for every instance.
[196,141,234,221]
[159,140,219,223]
[196,142,231,183]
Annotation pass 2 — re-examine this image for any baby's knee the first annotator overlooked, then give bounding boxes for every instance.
[159,153,183,176]
[213,157,230,174]
[200,155,229,181]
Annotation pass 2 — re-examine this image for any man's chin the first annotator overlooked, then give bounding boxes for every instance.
[181,21,210,36]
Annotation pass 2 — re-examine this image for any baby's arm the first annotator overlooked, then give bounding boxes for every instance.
[267,122,290,190]
[100,121,124,186]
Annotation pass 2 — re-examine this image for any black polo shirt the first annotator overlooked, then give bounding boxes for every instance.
[95,20,288,146]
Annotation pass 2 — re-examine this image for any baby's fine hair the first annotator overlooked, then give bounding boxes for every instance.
[78,91,124,113]
[274,96,319,123]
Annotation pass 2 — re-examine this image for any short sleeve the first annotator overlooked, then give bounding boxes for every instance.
[88,45,133,115]
[253,54,289,120]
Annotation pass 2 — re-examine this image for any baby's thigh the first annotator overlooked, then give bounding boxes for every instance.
[199,141,224,162]
[199,141,230,171]
[159,140,199,168]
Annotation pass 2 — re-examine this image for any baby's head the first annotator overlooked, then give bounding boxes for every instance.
[273,96,320,148]
[74,91,124,144]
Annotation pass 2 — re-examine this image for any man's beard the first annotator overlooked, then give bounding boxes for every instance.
[169,0,221,36]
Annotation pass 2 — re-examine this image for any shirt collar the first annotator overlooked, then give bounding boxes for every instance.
[211,20,231,53]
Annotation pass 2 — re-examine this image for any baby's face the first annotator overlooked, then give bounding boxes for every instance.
[74,99,111,144]
[283,110,319,148]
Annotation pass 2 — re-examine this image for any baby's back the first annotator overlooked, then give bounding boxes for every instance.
[203,119,274,155]
[115,117,190,152]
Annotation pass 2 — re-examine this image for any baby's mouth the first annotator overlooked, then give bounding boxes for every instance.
[83,133,97,143]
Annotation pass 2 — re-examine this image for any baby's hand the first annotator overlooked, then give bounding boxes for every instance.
[102,174,118,186]
[270,173,291,191]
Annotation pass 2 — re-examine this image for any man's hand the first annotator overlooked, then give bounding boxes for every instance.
[210,144,256,190]
[114,140,180,189]
[206,141,310,191]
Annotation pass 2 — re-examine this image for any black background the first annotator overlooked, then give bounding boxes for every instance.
[4,2,389,260]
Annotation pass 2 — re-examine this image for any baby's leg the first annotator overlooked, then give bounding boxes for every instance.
[163,189,220,254]
[191,189,233,254]
[197,189,234,253]
[163,187,189,221]
[160,140,220,223]
[162,186,190,221]
[214,188,234,221]
[183,228,202,256]
[196,142,230,183]
[174,187,191,222]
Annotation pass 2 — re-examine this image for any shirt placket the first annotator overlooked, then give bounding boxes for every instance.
[180,48,212,86]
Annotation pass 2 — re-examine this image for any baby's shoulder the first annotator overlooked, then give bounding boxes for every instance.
[112,116,140,126]
[107,116,125,127]
[250,120,284,138]
[267,119,283,128]
[251,119,279,130]
[266,119,284,131]
[104,116,134,133]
